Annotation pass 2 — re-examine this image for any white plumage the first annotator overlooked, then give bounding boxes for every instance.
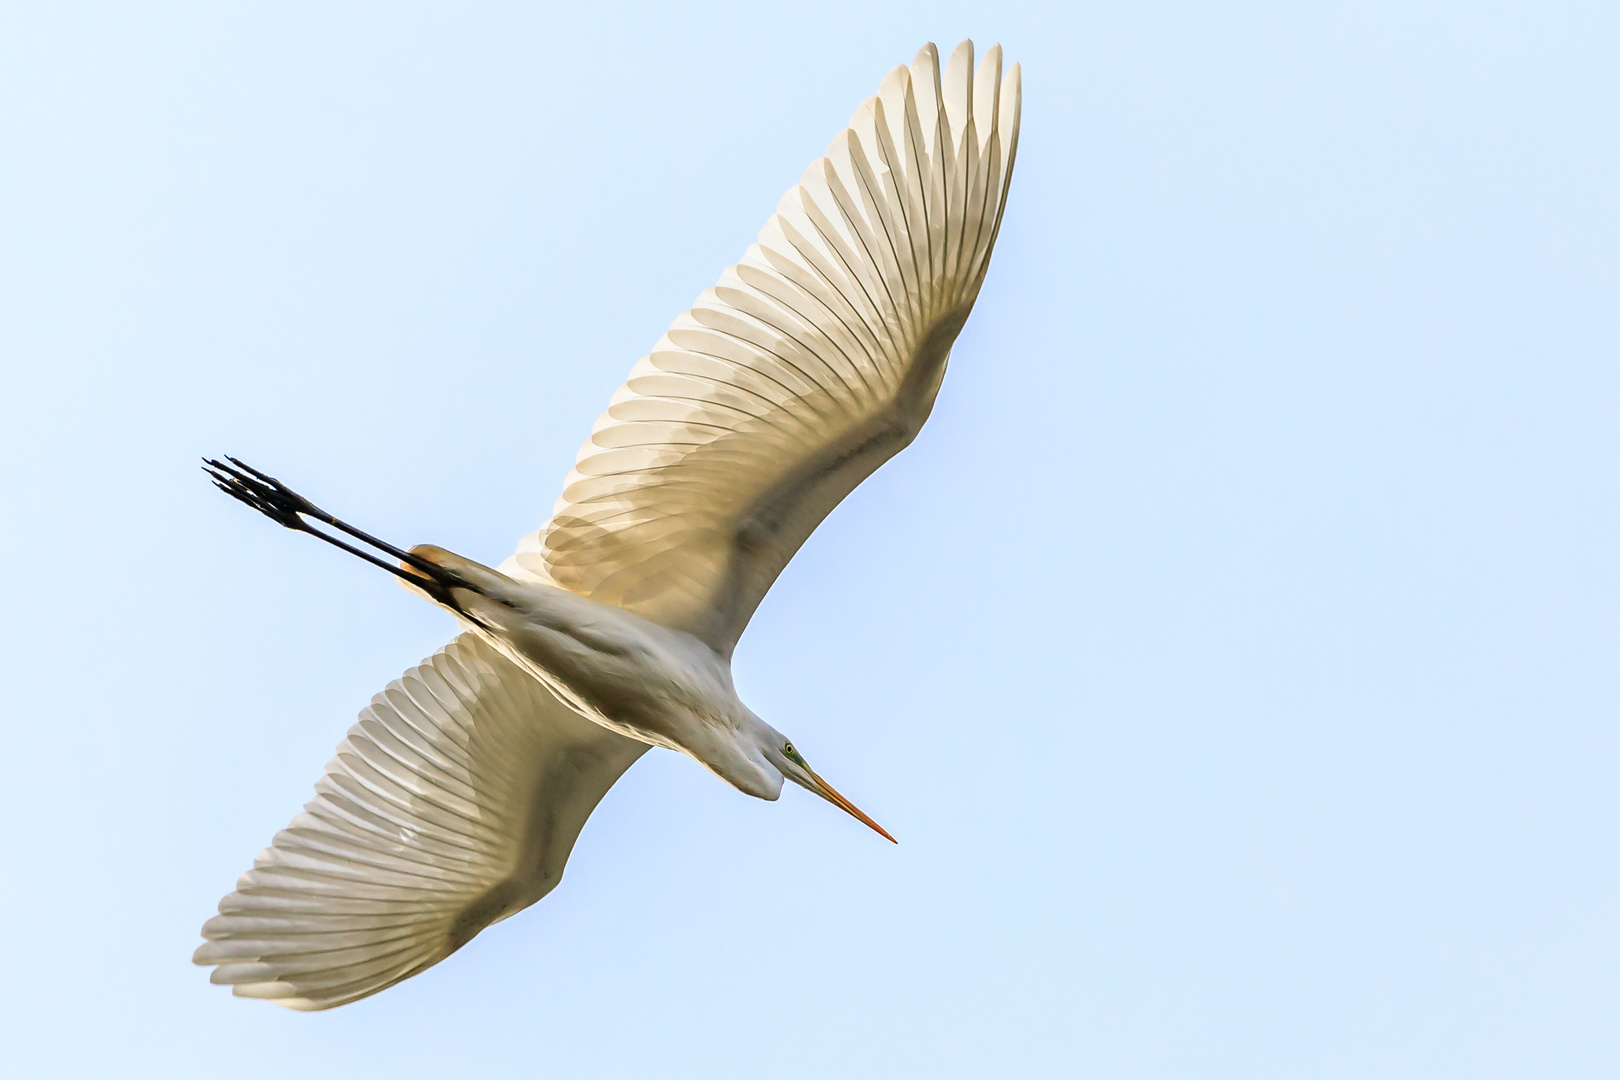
[198,39,1020,1010]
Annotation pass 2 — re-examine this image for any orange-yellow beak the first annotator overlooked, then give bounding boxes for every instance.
[804,767,897,843]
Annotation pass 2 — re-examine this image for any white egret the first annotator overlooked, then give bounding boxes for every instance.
[196,40,1020,1010]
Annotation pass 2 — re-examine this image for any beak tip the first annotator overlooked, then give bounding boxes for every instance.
[806,767,897,845]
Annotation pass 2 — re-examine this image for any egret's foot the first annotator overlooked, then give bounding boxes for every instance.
[203,457,327,534]
[202,455,452,599]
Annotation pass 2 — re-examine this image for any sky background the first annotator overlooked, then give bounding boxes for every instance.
[2,2,1617,1076]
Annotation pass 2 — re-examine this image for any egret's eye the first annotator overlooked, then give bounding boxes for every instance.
[783,742,795,755]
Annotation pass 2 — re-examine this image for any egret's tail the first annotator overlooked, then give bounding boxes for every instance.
[203,456,470,611]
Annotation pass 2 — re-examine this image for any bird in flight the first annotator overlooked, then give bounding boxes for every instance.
[196,40,1020,1010]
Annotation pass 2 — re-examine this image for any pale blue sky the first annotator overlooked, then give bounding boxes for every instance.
[2,3,1617,1077]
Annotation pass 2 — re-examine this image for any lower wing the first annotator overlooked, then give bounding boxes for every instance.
[194,632,648,1010]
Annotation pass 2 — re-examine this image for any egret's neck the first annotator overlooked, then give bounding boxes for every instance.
[679,710,784,802]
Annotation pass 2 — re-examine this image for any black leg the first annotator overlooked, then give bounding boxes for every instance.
[202,456,454,596]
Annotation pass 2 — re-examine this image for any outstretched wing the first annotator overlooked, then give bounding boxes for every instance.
[502,41,1021,655]
[194,633,647,1010]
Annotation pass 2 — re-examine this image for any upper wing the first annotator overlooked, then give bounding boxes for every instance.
[193,633,647,1010]
[501,41,1021,655]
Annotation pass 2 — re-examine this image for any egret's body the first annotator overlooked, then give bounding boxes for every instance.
[196,40,1020,1010]
[409,544,810,802]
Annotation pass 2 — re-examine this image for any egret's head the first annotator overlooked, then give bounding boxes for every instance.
[760,733,896,844]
